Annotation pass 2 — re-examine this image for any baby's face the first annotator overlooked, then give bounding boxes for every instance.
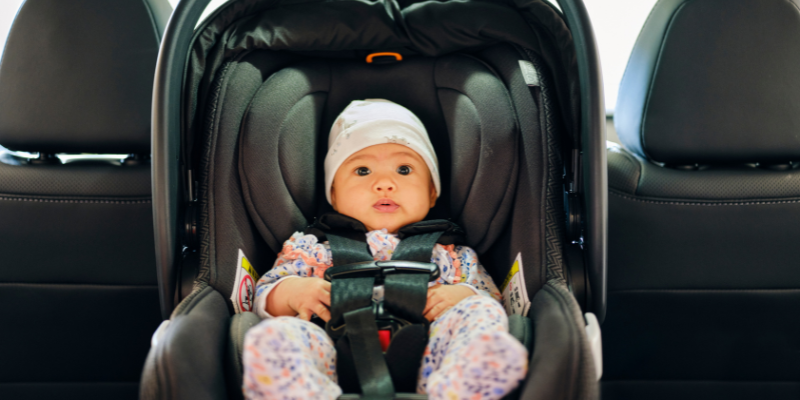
[331,143,436,234]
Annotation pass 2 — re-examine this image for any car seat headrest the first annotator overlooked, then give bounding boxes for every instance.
[614,0,800,165]
[0,0,171,154]
[239,55,518,254]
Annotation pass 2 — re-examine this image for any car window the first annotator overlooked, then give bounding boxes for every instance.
[583,0,657,115]
[0,0,23,61]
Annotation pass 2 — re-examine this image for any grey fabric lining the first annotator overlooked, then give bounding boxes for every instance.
[433,54,519,252]
[476,44,547,295]
[236,54,518,254]
[520,279,597,400]
[238,62,330,251]
[226,311,260,399]
[184,0,579,151]
[201,51,292,301]
[528,49,567,284]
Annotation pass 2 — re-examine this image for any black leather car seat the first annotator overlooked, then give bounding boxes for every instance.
[604,0,800,399]
[0,0,171,398]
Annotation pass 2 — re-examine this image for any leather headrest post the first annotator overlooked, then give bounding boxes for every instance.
[0,0,171,154]
[615,0,800,164]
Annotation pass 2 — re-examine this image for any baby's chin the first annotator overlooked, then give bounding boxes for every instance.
[364,216,415,234]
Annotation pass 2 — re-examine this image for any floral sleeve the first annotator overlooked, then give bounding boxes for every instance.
[459,246,502,301]
[253,232,332,318]
[434,244,502,302]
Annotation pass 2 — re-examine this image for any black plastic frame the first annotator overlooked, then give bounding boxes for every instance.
[151,0,607,321]
[557,0,608,322]
[152,0,212,318]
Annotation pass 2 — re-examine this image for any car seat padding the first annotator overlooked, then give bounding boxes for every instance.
[238,55,518,254]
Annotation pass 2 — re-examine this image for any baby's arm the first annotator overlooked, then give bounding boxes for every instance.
[423,244,502,320]
[253,232,333,320]
[453,245,503,301]
[267,277,331,321]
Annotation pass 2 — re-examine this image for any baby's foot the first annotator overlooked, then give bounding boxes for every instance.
[426,331,528,400]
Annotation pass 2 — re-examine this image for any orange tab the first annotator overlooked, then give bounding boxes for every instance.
[366,52,403,63]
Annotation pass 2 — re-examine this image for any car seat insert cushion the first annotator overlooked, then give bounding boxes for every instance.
[239,55,519,254]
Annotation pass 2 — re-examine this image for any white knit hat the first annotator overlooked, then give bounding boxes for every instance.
[324,99,440,204]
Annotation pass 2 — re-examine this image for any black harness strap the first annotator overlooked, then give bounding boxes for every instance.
[343,307,395,399]
[384,231,445,324]
[326,232,374,338]
[326,232,395,397]
[310,213,464,396]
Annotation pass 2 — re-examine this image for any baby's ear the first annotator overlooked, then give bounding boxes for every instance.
[429,182,437,208]
[330,186,338,211]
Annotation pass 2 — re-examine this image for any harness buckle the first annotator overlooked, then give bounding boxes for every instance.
[378,330,392,352]
[324,260,440,284]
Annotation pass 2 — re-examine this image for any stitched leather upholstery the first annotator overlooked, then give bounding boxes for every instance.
[605,1,800,398]
[0,1,170,398]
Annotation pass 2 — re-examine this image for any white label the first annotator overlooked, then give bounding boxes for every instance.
[231,249,260,314]
[518,60,540,87]
[585,312,603,380]
[501,252,531,316]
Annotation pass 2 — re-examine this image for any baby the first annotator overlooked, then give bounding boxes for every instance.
[243,99,528,400]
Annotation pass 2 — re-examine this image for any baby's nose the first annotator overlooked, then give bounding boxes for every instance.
[374,179,395,192]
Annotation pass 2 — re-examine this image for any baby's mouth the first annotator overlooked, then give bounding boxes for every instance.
[373,198,400,213]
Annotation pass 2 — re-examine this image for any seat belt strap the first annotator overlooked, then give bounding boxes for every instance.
[384,231,444,323]
[326,233,376,338]
[343,307,395,399]
[327,231,373,265]
[383,273,429,324]
[391,231,444,262]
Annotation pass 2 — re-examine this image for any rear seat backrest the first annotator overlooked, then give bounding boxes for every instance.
[0,0,170,399]
[605,0,800,398]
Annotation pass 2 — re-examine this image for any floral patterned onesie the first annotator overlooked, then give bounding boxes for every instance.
[243,230,528,400]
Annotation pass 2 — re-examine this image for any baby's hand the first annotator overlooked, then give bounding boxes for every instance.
[423,284,476,321]
[267,277,332,322]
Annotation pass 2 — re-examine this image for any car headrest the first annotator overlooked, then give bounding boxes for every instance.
[615,0,800,165]
[239,54,519,254]
[0,0,171,154]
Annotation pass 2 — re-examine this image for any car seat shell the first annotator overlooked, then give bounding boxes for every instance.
[143,0,607,399]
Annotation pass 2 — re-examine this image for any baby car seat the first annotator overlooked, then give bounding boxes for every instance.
[141,0,607,399]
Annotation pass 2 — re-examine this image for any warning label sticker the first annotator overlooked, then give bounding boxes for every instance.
[501,252,531,316]
[231,249,260,314]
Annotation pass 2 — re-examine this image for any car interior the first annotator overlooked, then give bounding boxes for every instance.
[0,0,796,399]
[0,0,170,398]
[603,0,800,399]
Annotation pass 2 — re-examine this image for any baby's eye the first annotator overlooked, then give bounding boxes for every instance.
[355,167,371,176]
[397,165,412,175]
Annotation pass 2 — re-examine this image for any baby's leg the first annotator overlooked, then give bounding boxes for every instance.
[242,316,340,400]
[419,295,528,400]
